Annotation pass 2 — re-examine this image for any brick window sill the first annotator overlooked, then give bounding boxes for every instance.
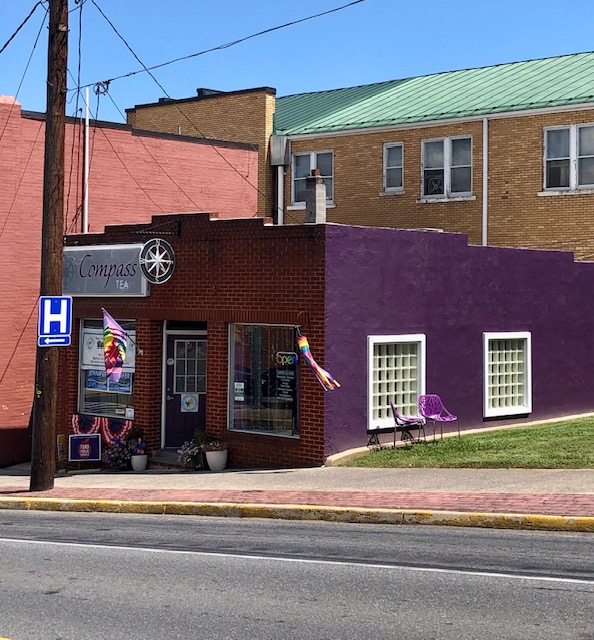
[287,203,336,211]
[416,195,476,204]
[379,190,405,196]
[538,189,594,197]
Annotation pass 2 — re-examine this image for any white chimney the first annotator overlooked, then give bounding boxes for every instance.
[304,169,327,224]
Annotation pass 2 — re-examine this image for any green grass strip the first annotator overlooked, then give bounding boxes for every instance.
[344,417,594,468]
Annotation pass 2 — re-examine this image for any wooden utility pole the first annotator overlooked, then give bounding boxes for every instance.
[30,0,68,491]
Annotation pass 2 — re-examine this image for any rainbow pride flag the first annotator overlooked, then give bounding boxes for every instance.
[101,308,128,382]
[297,334,341,391]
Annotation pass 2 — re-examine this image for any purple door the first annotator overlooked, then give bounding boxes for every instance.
[164,334,206,448]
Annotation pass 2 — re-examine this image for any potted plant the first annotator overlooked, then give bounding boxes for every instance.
[102,436,131,471]
[127,427,148,472]
[177,428,209,470]
[202,436,228,472]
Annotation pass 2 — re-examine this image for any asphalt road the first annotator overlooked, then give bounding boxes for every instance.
[1,512,593,639]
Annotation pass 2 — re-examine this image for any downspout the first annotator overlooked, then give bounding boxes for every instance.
[277,165,284,225]
[82,86,89,233]
[482,116,488,246]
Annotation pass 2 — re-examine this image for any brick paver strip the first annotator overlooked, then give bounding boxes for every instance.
[1,487,594,516]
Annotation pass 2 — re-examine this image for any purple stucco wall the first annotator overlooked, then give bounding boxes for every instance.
[323,224,594,456]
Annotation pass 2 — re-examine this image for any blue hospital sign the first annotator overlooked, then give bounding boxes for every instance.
[38,296,73,347]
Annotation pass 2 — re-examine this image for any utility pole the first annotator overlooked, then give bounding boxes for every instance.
[30,0,68,491]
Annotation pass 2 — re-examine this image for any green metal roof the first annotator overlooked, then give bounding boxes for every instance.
[274,51,594,136]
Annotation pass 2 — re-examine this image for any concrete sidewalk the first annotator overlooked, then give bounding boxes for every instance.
[1,465,594,532]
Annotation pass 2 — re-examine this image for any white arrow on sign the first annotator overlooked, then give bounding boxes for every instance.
[41,337,69,345]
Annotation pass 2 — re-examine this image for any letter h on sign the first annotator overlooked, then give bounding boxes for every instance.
[38,296,73,347]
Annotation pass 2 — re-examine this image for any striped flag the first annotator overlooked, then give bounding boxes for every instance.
[297,333,341,391]
[101,308,128,382]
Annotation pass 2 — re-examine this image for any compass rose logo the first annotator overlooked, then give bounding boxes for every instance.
[139,239,175,285]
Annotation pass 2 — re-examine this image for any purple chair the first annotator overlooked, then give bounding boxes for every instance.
[389,401,426,444]
[418,394,459,441]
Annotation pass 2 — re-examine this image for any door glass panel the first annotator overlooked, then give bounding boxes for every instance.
[174,339,206,394]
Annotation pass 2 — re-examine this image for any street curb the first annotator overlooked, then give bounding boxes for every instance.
[1,497,594,532]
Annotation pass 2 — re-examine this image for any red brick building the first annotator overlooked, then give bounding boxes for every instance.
[60,213,326,468]
[0,96,258,465]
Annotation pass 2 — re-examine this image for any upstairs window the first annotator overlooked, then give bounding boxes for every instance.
[545,124,594,190]
[383,143,403,191]
[422,136,472,197]
[292,151,333,204]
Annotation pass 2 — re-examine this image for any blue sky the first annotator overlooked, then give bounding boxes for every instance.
[3,0,594,123]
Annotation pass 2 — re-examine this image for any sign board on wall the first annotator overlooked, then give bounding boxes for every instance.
[80,329,136,370]
[63,244,148,297]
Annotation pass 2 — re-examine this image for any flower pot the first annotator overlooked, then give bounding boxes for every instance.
[131,454,148,472]
[204,449,227,472]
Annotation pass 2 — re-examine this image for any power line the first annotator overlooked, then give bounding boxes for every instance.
[89,0,293,221]
[78,0,367,90]
[0,5,48,146]
[0,120,45,242]
[0,1,45,56]
[104,91,206,214]
[94,120,166,214]
[0,299,39,390]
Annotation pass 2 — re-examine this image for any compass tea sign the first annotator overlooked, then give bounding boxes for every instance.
[63,244,148,297]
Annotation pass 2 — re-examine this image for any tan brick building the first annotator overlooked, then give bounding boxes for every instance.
[126,52,594,259]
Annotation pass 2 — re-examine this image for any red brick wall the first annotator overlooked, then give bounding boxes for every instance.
[58,214,327,468]
[127,88,276,218]
[0,98,258,465]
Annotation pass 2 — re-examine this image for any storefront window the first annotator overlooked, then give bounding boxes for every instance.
[78,319,136,419]
[229,324,299,437]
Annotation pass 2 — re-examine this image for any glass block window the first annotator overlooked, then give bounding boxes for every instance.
[483,332,532,418]
[367,335,426,430]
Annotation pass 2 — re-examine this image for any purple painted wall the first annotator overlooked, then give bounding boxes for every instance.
[323,225,594,456]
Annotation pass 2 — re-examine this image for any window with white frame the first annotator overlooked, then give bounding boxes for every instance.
[422,136,472,197]
[483,332,532,418]
[78,318,136,419]
[367,334,426,430]
[292,151,333,204]
[383,143,403,191]
[544,124,594,190]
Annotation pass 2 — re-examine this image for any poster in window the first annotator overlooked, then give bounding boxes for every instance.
[108,372,132,394]
[86,370,132,394]
[81,329,136,370]
[86,370,108,391]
